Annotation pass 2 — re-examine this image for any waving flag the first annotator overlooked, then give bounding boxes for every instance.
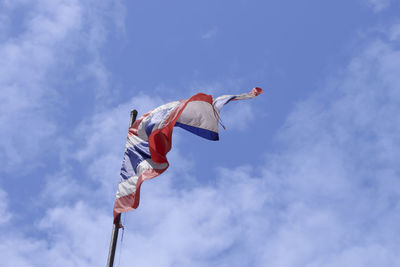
[114,87,262,219]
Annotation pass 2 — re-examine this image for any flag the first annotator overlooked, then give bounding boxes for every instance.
[113,87,262,219]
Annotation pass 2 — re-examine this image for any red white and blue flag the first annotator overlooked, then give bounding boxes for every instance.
[114,87,262,219]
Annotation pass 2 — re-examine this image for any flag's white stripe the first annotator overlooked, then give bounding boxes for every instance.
[116,158,168,198]
[213,92,258,112]
[233,93,258,100]
[154,101,181,130]
[126,134,144,148]
[213,95,234,112]
[136,158,168,176]
[137,114,151,141]
[177,100,218,132]
[136,101,180,140]
[116,175,138,198]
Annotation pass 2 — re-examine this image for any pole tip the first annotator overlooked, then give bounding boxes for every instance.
[129,110,138,127]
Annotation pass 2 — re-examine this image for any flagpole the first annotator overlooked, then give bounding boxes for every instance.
[107,213,121,267]
[107,109,138,267]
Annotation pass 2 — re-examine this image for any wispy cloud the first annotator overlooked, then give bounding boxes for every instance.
[201,27,218,40]
[0,0,124,173]
[72,94,164,197]
[37,23,400,266]
[0,0,81,172]
[0,189,10,224]
[119,22,400,266]
[366,0,391,12]
[390,23,400,40]
[1,6,400,267]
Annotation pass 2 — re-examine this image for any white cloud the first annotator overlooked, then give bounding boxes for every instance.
[72,94,163,198]
[38,202,110,266]
[118,23,400,266]
[0,12,9,40]
[2,10,400,267]
[221,100,256,131]
[0,0,124,173]
[201,27,217,40]
[252,26,400,267]
[367,0,391,12]
[0,202,111,267]
[40,170,83,205]
[78,0,126,98]
[0,189,11,224]
[0,0,81,172]
[390,23,400,41]
[0,0,127,266]
[52,25,400,265]
[69,93,198,207]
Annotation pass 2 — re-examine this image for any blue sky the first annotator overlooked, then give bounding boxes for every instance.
[1,0,400,266]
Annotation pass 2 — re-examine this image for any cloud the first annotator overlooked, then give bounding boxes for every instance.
[220,100,257,131]
[2,7,400,267]
[254,25,400,267]
[0,0,127,266]
[78,0,126,98]
[38,202,111,266]
[0,189,11,224]
[72,94,164,198]
[118,22,400,266]
[46,21,399,267]
[67,93,198,210]
[0,202,111,267]
[366,0,391,12]
[201,27,218,40]
[0,0,81,172]
[0,0,124,174]
[390,23,400,41]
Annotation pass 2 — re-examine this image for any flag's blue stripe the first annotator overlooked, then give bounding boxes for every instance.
[120,142,151,180]
[175,122,219,141]
[145,120,155,137]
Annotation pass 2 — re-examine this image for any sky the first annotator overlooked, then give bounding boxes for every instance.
[1,0,400,266]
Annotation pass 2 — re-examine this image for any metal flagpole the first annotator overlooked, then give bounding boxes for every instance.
[106,213,121,267]
[107,109,138,267]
